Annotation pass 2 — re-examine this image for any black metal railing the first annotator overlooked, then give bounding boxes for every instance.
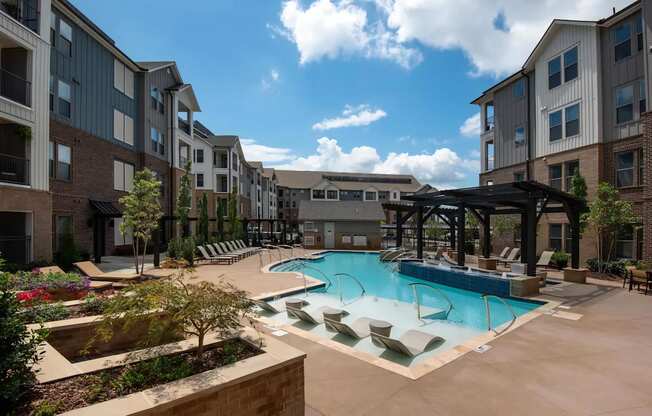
[178,118,191,135]
[0,0,39,33]
[0,152,29,185]
[0,67,31,107]
[0,235,31,264]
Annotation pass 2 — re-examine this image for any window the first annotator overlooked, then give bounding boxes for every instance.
[636,226,643,260]
[364,191,377,201]
[114,60,134,98]
[278,189,284,198]
[564,224,573,253]
[564,160,579,191]
[55,216,73,252]
[565,103,580,137]
[50,13,56,45]
[196,173,204,188]
[485,140,494,170]
[113,160,134,192]
[194,149,204,163]
[563,47,578,82]
[549,110,562,141]
[59,19,72,56]
[114,218,133,247]
[48,141,54,178]
[56,144,71,181]
[327,190,338,200]
[548,56,561,89]
[549,224,563,251]
[616,151,635,187]
[150,87,158,110]
[615,225,634,258]
[58,80,71,118]
[616,85,634,124]
[636,15,643,52]
[312,189,325,199]
[640,79,646,114]
[514,172,525,182]
[486,180,494,186]
[514,126,525,146]
[49,75,54,111]
[279,200,284,209]
[639,149,645,185]
[549,164,562,190]
[614,23,631,62]
[292,201,296,208]
[216,174,228,192]
[512,79,525,97]
[113,110,133,145]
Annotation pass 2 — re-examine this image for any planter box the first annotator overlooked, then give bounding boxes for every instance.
[477,257,497,270]
[34,325,305,416]
[563,267,588,284]
[509,276,540,297]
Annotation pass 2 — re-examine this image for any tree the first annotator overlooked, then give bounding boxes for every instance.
[119,169,162,275]
[0,273,47,412]
[586,182,635,270]
[570,169,589,233]
[176,160,193,237]
[95,271,255,359]
[216,198,225,242]
[227,186,241,240]
[197,193,209,245]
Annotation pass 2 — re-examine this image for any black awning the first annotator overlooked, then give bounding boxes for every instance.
[90,200,122,218]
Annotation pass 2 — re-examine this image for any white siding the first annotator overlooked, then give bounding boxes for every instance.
[534,24,601,157]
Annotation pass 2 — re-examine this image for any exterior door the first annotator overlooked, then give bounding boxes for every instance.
[324,222,335,249]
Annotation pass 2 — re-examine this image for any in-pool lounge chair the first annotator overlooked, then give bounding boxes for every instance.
[286,304,337,325]
[73,261,140,283]
[324,316,374,339]
[497,248,520,267]
[38,266,113,290]
[197,246,234,265]
[371,330,445,357]
[252,299,283,314]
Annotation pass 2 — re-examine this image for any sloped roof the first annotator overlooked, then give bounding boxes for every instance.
[298,201,385,221]
[136,61,175,71]
[274,170,421,192]
[249,161,263,168]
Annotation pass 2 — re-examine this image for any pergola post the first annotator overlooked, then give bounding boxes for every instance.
[569,210,581,269]
[283,220,287,244]
[93,215,104,264]
[242,219,250,246]
[152,221,161,267]
[416,206,424,259]
[520,212,528,263]
[526,199,538,276]
[396,207,403,248]
[257,219,262,245]
[456,205,465,266]
[482,212,491,258]
[449,219,456,250]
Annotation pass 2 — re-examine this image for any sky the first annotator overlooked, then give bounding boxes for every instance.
[70,0,631,189]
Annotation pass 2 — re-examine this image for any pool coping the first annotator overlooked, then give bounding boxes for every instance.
[258,250,563,380]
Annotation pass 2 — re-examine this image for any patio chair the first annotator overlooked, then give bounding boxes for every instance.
[324,316,374,339]
[370,330,445,357]
[38,265,113,290]
[196,246,234,265]
[629,269,651,295]
[73,261,140,283]
[624,265,637,288]
[220,242,247,259]
[536,251,555,269]
[497,248,520,267]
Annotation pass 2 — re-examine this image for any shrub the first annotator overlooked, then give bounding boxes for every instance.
[9,271,90,293]
[79,293,108,316]
[586,258,627,276]
[0,273,47,412]
[19,301,70,324]
[551,251,570,269]
[165,237,195,266]
[53,232,81,271]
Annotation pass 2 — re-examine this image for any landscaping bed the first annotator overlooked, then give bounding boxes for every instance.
[19,339,262,415]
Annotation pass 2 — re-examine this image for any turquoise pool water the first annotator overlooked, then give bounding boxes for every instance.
[272,251,542,330]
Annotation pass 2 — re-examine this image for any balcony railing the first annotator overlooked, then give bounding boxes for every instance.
[1,0,39,33]
[0,153,29,185]
[178,118,191,135]
[485,116,494,131]
[0,235,31,264]
[0,67,31,107]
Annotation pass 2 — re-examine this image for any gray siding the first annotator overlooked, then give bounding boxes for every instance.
[141,67,176,160]
[50,7,139,149]
[600,11,645,141]
[493,76,529,169]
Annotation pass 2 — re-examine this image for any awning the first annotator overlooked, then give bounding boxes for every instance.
[89,200,122,218]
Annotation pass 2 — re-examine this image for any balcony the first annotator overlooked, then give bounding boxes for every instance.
[1,67,30,106]
[0,152,29,185]
[178,117,191,135]
[0,0,39,33]
[0,211,30,264]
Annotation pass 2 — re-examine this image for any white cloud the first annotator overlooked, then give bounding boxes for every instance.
[240,139,294,163]
[269,137,478,188]
[459,112,481,137]
[386,0,632,77]
[313,104,387,130]
[261,68,281,91]
[276,0,422,69]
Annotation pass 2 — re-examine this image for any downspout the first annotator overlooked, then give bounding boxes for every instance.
[168,91,175,224]
[523,70,532,180]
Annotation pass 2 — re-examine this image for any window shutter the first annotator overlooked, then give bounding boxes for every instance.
[124,115,134,145]
[125,163,134,192]
[113,109,124,141]
[114,60,124,93]
[114,160,124,191]
[124,68,134,98]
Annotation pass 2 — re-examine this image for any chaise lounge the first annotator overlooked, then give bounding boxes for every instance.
[73,261,140,283]
[38,265,113,290]
[371,329,445,357]
[324,316,375,339]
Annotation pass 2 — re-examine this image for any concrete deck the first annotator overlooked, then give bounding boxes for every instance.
[104,252,652,415]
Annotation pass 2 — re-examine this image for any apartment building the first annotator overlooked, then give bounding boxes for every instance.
[0,0,52,264]
[472,0,652,264]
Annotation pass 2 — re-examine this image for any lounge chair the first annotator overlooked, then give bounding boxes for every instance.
[219,242,246,259]
[73,261,140,283]
[324,316,374,339]
[493,247,511,261]
[197,246,234,265]
[205,244,239,263]
[498,248,520,267]
[252,299,282,314]
[286,304,336,325]
[38,265,113,290]
[382,249,409,262]
[210,243,240,261]
[536,250,555,269]
[371,330,445,357]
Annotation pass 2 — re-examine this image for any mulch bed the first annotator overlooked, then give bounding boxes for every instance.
[19,339,262,415]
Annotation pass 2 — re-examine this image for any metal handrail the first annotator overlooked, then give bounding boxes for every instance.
[408,283,454,321]
[287,262,333,291]
[482,294,517,335]
[334,273,366,303]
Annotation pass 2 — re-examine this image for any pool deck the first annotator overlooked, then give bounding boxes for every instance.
[103,251,652,415]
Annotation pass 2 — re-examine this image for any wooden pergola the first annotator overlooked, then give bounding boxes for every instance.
[388,181,587,276]
[242,218,288,246]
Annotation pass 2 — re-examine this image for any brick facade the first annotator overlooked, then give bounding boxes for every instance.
[642,112,652,262]
[50,120,139,257]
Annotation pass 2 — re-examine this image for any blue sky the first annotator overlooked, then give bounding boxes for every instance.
[70,0,631,188]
